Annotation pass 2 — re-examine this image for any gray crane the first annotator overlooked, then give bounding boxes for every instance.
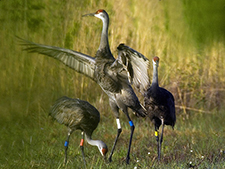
[117,46,176,161]
[50,96,108,165]
[18,9,148,164]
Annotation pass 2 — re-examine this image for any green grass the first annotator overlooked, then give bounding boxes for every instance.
[0,109,224,168]
[0,0,225,168]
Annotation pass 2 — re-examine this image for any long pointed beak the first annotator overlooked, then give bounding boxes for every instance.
[82,13,95,17]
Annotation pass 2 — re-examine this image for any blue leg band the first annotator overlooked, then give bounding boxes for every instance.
[129,121,134,127]
[64,141,69,147]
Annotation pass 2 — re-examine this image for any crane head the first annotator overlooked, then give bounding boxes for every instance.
[101,147,108,157]
[152,56,159,67]
[82,9,108,21]
[97,141,108,157]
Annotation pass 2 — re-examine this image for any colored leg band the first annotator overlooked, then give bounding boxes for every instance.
[155,131,159,137]
[80,138,84,146]
[129,120,134,127]
[116,118,122,129]
[64,141,69,147]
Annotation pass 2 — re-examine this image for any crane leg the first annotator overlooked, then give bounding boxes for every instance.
[158,119,165,161]
[108,118,122,162]
[154,125,160,160]
[64,132,71,165]
[126,119,135,164]
[80,132,86,167]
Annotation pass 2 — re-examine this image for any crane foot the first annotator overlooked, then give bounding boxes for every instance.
[108,156,112,163]
[125,156,130,164]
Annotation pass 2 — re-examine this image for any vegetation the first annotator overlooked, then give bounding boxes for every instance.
[0,0,224,168]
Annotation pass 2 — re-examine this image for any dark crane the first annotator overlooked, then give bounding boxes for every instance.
[18,9,147,164]
[50,96,108,165]
[117,45,176,161]
[144,56,176,160]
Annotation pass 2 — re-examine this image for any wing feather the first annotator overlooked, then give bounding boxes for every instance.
[117,43,150,94]
[18,37,96,81]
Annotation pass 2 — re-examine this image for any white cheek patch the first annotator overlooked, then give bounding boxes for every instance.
[116,118,122,129]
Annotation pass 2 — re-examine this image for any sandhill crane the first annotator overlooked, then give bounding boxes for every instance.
[18,9,148,164]
[144,56,176,160]
[50,96,108,165]
[117,45,176,161]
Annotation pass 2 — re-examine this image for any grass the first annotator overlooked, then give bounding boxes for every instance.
[0,109,224,168]
[0,0,225,168]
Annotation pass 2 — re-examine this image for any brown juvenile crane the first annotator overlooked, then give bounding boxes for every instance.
[18,9,148,164]
[117,45,176,161]
[50,96,108,165]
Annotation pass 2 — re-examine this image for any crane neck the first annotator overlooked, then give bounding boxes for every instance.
[151,62,159,87]
[85,134,100,147]
[98,14,113,58]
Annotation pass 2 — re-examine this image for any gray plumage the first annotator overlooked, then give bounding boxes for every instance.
[50,96,100,137]
[18,9,147,164]
[50,96,108,165]
[117,43,150,95]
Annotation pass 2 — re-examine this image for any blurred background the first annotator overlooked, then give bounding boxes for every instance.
[0,0,224,168]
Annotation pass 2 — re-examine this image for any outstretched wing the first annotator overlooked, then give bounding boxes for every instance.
[18,37,96,81]
[117,43,150,94]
